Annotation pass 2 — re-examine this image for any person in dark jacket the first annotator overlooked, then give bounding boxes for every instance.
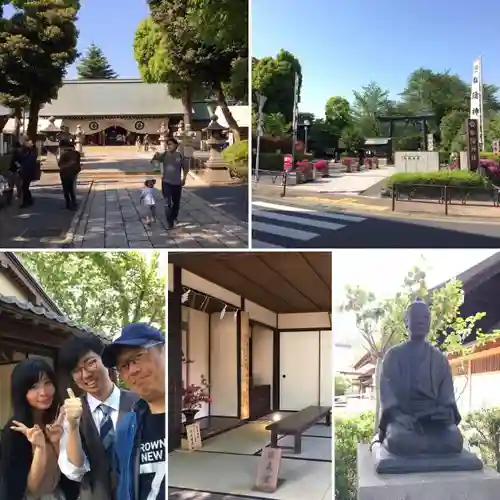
[101,323,165,500]
[57,333,139,500]
[19,139,38,208]
[58,140,81,210]
[0,357,80,500]
[5,141,23,204]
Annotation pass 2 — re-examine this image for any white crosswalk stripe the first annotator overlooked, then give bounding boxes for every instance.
[252,201,366,248]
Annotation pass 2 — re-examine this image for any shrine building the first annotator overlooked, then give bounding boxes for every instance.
[34,79,216,146]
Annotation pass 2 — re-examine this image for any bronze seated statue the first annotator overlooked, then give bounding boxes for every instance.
[372,299,483,474]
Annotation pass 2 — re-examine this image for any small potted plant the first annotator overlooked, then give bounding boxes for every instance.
[182,374,211,424]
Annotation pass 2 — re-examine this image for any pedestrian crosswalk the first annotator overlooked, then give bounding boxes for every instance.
[251,200,366,248]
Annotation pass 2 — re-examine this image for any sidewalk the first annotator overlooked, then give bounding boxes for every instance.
[0,179,92,248]
[69,179,248,248]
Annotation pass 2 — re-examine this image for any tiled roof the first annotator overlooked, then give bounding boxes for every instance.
[0,294,106,340]
[40,79,187,117]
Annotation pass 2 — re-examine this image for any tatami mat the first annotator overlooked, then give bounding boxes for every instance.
[199,422,271,455]
[302,425,332,438]
[168,451,332,500]
[258,436,332,461]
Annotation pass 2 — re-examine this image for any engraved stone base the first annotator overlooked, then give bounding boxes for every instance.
[371,442,483,474]
[358,444,499,500]
[202,158,232,184]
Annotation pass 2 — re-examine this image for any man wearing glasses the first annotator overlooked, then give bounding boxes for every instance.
[57,333,139,500]
[100,322,166,500]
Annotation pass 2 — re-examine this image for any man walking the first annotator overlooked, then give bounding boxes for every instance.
[152,137,189,229]
[57,333,138,500]
[58,140,81,210]
[101,323,165,500]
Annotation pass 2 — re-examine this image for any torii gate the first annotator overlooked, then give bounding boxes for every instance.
[376,113,435,163]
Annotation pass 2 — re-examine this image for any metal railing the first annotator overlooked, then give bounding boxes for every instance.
[391,183,500,215]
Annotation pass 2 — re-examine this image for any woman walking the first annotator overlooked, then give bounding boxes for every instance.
[0,358,79,500]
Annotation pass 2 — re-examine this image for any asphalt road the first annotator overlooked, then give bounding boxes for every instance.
[252,196,500,248]
[187,184,248,223]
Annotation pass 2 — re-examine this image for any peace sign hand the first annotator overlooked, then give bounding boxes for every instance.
[10,421,46,448]
[45,407,65,444]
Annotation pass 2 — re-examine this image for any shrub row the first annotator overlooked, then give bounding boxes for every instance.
[387,170,492,189]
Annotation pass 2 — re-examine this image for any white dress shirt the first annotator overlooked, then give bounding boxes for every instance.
[58,384,121,482]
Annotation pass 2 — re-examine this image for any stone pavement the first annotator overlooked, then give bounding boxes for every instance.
[69,178,248,248]
[168,488,266,499]
[0,179,92,248]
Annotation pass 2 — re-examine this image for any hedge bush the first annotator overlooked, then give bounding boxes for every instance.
[252,151,313,171]
[480,152,500,162]
[387,170,492,189]
[222,140,248,165]
[335,412,375,500]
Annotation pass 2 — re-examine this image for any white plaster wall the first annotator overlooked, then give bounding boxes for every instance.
[320,330,332,407]
[210,313,238,417]
[0,272,31,300]
[455,372,500,415]
[168,263,174,292]
[186,308,210,418]
[278,312,330,330]
[251,324,274,401]
[182,270,240,308]
[245,300,276,328]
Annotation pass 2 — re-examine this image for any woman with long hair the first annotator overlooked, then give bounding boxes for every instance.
[0,357,79,500]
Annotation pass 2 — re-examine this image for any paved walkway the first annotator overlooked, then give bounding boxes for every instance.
[169,488,266,499]
[69,178,248,248]
[0,179,91,248]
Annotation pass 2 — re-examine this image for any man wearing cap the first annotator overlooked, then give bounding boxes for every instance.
[101,322,166,500]
[57,333,139,500]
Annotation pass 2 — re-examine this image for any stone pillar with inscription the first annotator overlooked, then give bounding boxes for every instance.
[201,115,232,184]
[158,121,168,152]
[74,124,85,157]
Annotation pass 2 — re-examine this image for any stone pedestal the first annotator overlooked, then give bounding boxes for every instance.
[357,444,500,500]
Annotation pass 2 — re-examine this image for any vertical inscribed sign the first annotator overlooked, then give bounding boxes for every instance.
[185,422,202,451]
[240,311,250,420]
[469,57,484,151]
[467,119,479,171]
[255,447,282,493]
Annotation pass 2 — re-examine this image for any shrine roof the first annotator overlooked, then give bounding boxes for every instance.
[39,79,211,119]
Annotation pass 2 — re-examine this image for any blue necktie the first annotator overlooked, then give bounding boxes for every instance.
[99,404,115,453]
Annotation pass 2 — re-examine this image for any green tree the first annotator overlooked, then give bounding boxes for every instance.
[0,0,80,141]
[341,262,499,432]
[136,1,246,141]
[262,112,290,138]
[485,113,500,150]
[19,252,165,337]
[77,43,117,79]
[325,96,351,135]
[252,50,302,122]
[340,124,364,153]
[440,109,468,153]
[351,82,391,138]
[335,375,350,396]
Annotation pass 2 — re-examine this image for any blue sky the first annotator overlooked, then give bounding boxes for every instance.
[5,0,147,78]
[252,0,500,117]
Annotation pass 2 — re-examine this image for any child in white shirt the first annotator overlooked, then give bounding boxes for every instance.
[140,179,157,225]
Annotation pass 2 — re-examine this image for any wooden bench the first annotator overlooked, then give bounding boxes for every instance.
[265,405,331,454]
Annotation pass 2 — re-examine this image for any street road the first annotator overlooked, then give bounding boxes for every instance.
[251,196,500,248]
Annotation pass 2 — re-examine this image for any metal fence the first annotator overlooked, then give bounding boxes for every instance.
[391,183,500,215]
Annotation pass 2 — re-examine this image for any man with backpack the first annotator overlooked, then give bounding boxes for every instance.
[58,140,81,210]
[151,138,189,229]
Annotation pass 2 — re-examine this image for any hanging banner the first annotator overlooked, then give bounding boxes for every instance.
[470,57,484,151]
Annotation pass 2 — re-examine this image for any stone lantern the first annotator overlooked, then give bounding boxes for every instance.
[174,119,196,165]
[202,114,232,183]
[158,121,168,152]
[39,116,61,167]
